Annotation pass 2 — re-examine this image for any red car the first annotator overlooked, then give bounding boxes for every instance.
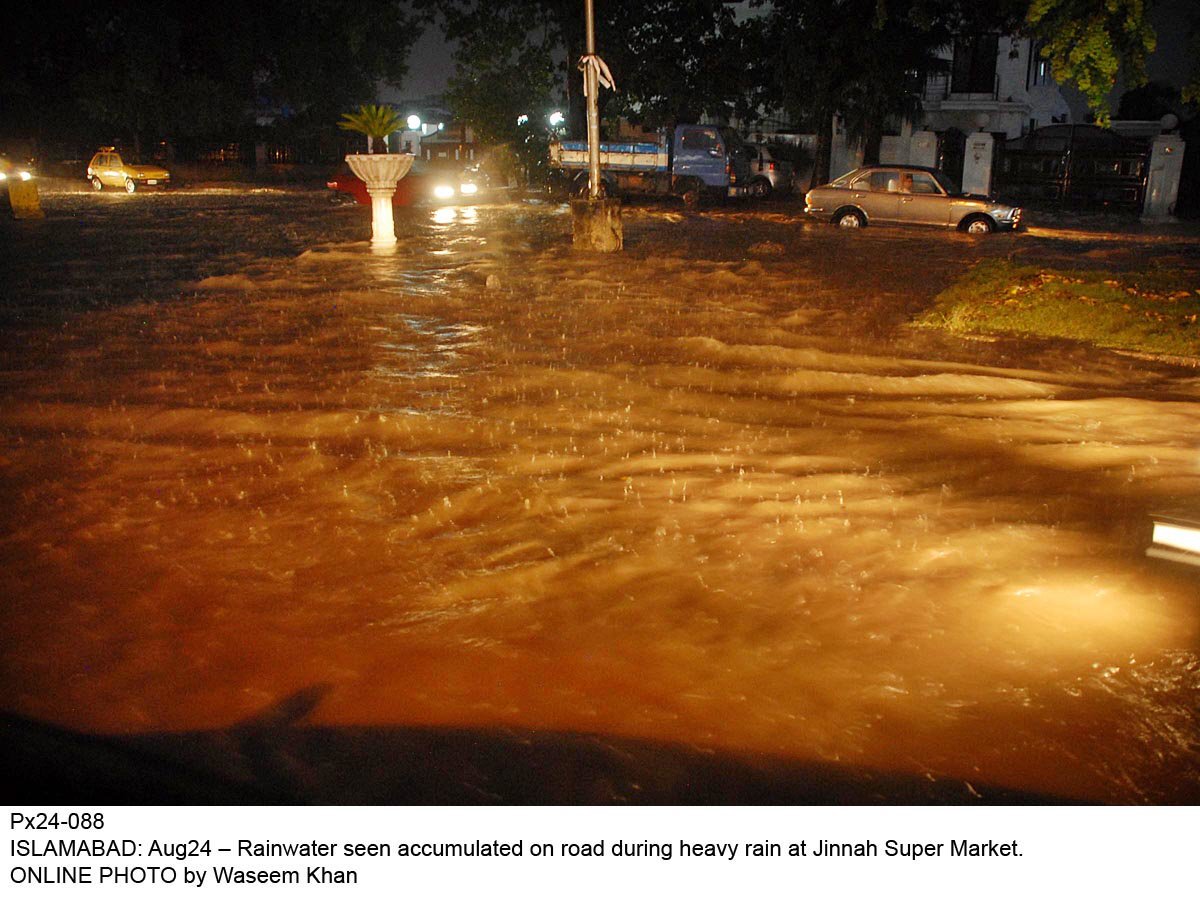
[326,160,489,207]
[326,167,428,207]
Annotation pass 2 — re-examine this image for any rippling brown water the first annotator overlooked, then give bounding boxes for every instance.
[1,191,1198,802]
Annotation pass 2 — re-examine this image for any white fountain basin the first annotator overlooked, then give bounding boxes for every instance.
[345,153,414,187]
[345,153,415,249]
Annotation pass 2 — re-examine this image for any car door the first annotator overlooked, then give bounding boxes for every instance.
[896,171,952,225]
[101,154,125,188]
[674,126,725,187]
[847,170,901,222]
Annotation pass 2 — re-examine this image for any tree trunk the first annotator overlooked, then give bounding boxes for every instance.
[862,125,882,166]
[810,108,833,190]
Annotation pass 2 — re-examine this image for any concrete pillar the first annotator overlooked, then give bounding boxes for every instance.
[5,178,43,219]
[829,116,864,180]
[1143,135,1185,220]
[366,185,398,249]
[879,135,908,165]
[570,197,623,252]
[962,132,994,196]
[910,131,938,169]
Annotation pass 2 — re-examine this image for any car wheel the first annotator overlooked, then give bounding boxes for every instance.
[90,177,103,192]
[833,208,865,229]
[679,179,703,209]
[124,177,137,194]
[963,215,994,235]
[749,177,772,199]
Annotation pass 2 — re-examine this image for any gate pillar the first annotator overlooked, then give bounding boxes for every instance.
[829,116,864,180]
[962,132,994,196]
[1143,135,1185,220]
[910,131,938,170]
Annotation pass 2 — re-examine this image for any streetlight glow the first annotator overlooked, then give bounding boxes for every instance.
[406,114,422,131]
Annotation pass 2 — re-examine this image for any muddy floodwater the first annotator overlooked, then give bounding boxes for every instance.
[2,188,1198,803]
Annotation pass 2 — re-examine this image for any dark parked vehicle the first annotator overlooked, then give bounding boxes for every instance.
[0,152,35,186]
[805,164,1021,234]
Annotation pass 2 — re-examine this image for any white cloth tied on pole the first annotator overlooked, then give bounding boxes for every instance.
[577,54,616,97]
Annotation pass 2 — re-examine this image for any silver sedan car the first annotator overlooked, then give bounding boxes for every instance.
[805,165,1021,234]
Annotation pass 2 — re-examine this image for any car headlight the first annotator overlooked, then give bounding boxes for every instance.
[433,184,455,200]
[0,172,7,181]
[19,171,32,181]
[459,182,478,196]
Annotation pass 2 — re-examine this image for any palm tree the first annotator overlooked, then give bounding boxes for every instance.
[338,104,404,154]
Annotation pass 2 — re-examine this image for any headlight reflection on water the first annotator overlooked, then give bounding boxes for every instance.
[431,206,479,226]
[997,571,1176,656]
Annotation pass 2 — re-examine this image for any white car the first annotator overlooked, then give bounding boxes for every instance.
[805,165,1021,234]
[747,144,794,199]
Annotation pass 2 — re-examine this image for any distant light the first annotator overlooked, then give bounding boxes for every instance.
[1148,513,1200,567]
[407,114,422,131]
[433,184,455,200]
[548,111,565,127]
[517,114,529,126]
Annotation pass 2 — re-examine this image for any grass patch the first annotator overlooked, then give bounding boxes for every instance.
[916,260,1200,358]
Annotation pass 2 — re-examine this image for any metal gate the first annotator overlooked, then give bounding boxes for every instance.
[995,125,1150,212]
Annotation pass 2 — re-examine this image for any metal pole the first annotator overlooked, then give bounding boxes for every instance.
[585,0,601,200]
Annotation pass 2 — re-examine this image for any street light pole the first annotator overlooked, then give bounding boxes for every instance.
[569,0,621,252]
[585,0,601,200]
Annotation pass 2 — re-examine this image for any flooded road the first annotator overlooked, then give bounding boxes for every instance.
[2,188,1198,802]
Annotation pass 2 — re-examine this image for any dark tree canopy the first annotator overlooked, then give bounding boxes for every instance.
[749,0,959,184]
[434,0,752,138]
[1025,0,1157,124]
[597,0,757,128]
[0,0,422,148]
[441,1,561,146]
[1117,80,1183,120]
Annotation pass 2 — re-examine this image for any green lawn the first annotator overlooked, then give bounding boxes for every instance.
[916,260,1200,358]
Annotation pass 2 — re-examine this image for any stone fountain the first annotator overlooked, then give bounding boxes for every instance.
[345,153,415,249]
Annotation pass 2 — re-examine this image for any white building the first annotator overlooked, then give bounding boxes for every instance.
[919,35,1072,139]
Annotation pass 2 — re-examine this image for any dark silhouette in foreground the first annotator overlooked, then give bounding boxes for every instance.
[3,687,1070,805]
